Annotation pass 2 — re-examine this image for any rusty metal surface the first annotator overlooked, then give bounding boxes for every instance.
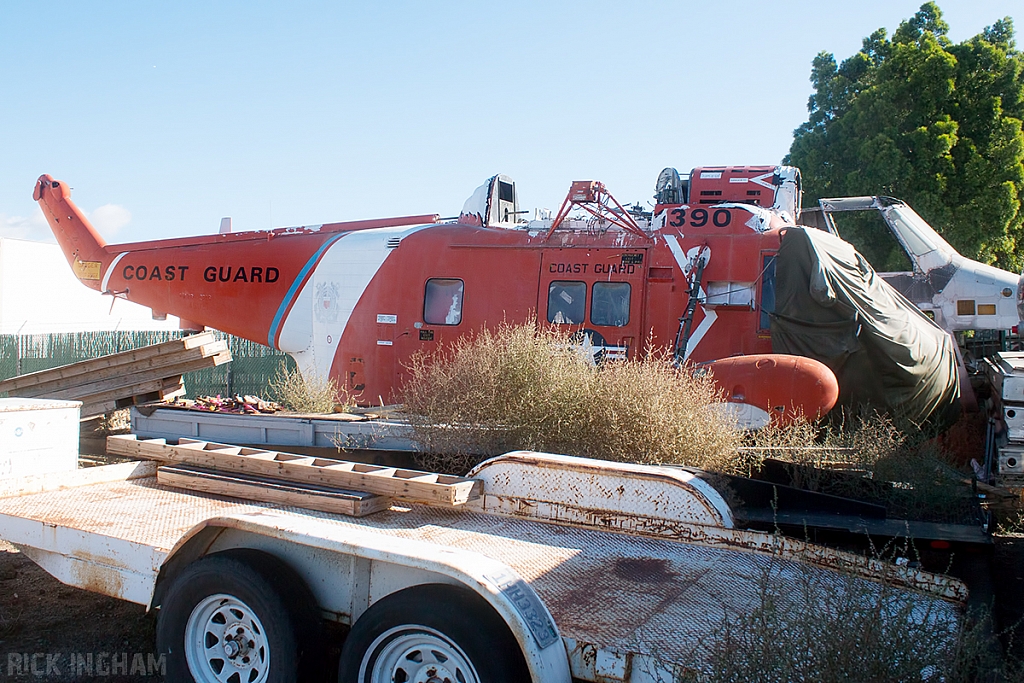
[467,451,734,528]
[465,452,966,602]
[345,508,960,672]
[0,475,963,673]
[474,493,967,602]
[0,477,268,552]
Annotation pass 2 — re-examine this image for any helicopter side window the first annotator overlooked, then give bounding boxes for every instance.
[591,282,631,327]
[424,278,464,325]
[759,254,776,331]
[547,281,586,324]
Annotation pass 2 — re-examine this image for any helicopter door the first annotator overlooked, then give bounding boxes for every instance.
[539,248,648,361]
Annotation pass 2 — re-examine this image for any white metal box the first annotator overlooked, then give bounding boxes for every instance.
[999,444,1024,475]
[0,398,81,477]
[1005,403,1024,442]
[986,352,1024,403]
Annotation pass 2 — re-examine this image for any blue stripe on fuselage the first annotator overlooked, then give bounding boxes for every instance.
[268,233,347,348]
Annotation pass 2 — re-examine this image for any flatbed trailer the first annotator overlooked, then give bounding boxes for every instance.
[0,449,965,683]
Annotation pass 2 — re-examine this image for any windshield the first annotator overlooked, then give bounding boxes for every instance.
[828,209,912,272]
[884,205,955,259]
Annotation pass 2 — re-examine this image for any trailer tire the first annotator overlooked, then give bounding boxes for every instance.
[156,549,324,683]
[338,583,530,683]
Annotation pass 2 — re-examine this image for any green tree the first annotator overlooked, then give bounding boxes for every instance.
[787,3,1024,270]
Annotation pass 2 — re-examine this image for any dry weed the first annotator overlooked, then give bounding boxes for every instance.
[96,408,131,434]
[740,412,976,524]
[269,362,348,414]
[402,323,740,473]
[697,554,1006,683]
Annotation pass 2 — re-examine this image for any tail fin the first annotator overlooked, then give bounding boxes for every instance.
[34,175,109,291]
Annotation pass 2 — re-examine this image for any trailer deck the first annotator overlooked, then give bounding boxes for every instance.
[0,456,964,681]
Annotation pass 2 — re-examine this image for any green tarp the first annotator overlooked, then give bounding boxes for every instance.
[770,227,960,426]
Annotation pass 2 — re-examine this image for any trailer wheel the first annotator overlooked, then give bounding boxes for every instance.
[338,583,530,683]
[156,549,324,683]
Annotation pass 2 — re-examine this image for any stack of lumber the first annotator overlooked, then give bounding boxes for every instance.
[107,435,483,517]
[0,332,230,418]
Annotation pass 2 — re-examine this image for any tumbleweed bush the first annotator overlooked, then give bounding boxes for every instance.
[740,412,976,524]
[269,362,347,414]
[693,554,1007,683]
[402,323,740,473]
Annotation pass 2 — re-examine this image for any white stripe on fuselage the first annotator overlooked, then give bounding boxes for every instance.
[277,224,434,380]
[663,235,717,361]
[101,252,129,292]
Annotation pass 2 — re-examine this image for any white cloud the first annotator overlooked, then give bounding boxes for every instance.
[0,203,133,244]
[0,208,54,243]
[88,203,132,238]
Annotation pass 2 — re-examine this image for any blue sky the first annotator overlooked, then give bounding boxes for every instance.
[1,1,1021,244]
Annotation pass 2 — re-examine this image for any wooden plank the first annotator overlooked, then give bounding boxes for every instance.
[8,339,224,396]
[78,378,183,417]
[20,351,229,401]
[365,468,398,478]
[8,341,228,397]
[0,332,217,394]
[79,379,186,418]
[75,376,185,410]
[80,400,118,419]
[159,383,187,400]
[170,436,472,485]
[108,435,482,506]
[157,465,389,517]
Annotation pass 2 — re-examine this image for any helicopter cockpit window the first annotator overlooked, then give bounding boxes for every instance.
[887,207,940,257]
[547,281,586,324]
[424,278,464,325]
[830,211,913,273]
[591,282,631,326]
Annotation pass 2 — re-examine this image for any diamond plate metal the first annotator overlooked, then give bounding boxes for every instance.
[0,475,962,674]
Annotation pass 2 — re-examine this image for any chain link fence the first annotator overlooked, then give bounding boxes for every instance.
[0,331,295,400]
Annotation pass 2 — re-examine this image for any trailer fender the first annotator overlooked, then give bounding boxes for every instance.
[151,510,572,683]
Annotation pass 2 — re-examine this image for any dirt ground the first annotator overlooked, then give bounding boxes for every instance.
[0,541,161,683]
[0,422,163,683]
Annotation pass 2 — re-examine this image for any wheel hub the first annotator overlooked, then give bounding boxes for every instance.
[365,626,480,683]
[222,622,257,665]
[410,661,455,683]
[185,593,270,683]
